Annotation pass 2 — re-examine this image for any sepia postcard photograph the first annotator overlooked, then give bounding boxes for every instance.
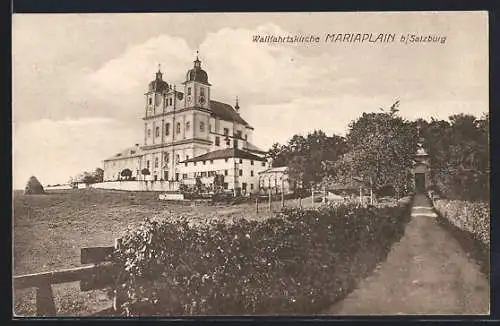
[12,11,490,317]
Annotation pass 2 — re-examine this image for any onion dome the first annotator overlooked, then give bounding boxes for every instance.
[185,53,210,85]
[148,65,169,93]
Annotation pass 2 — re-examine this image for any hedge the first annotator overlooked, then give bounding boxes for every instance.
[109,200,412,316]
[433,199,490,249]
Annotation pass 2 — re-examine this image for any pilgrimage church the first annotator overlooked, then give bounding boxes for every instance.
[103,54,269,193]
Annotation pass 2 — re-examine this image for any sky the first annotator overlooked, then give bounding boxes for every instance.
[12,11,488,189]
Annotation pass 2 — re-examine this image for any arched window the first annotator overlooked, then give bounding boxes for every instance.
[164,153,169,163]
[154,157,159,168]
[200,121,205,132]
[186,121,190,131]
[165,123,170,136]
[155,126,160,137]
[176,122,181,134]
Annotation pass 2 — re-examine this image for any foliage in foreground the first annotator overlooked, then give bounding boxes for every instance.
[433,199,490,249]
[109,200,412,315]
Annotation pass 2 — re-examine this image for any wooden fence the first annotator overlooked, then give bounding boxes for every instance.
[13,239,122,317]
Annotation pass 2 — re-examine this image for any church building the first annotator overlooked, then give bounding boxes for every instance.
[103,54,268,193]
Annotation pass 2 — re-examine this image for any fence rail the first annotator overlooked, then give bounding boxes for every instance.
[13,240,121,317]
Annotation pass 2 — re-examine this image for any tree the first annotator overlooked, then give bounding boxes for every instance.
[420,113,489,200]
[82,172,95,185]
[24,176,45,194]
[121,168,133,180]
[333,101,417,198]
[94,168,104,183]
[266,130,348,188]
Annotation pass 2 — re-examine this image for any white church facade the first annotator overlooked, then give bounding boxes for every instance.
[103,55,268,193]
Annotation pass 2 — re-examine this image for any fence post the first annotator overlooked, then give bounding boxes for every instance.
[268,179,272,211]
[281,178,285,208]
[255,195,259,213]
[311,189,314,207]
[36,283,56,316]
[113,238,123,313]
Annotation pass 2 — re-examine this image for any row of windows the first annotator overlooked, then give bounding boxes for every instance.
[147,121,206,138]
[186,87,205,97]
[181,169,255,178]
[185,158,264,167]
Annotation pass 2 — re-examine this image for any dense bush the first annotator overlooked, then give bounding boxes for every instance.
[109,200,412,316]
[433,199,490,249]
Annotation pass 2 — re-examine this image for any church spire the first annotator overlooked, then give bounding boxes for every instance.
[194,50,201,68]
[235,96,240,113]
[155,63,163,80]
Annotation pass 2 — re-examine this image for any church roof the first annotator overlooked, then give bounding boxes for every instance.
[243,141,266,154]
[210,100,252,128]
[104,145,143,161]
[258,166,288,174]
[181,148,266,163]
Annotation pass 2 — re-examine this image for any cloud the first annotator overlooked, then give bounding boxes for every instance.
[13,117,141,189]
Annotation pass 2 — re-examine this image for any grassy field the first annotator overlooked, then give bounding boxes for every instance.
[13,188,311,316]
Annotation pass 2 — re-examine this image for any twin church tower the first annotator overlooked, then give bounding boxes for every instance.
[103,54,267,190]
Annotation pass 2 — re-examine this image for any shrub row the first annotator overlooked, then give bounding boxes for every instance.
[433,199,490,249]
[109,200,412,316]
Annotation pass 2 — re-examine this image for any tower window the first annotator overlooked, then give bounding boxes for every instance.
[188,87,192,95]
[215,136,220,146]
[155,127,160,137]
[239,169,243,177]
[251,170,254,177]
[147,129,151,138]
[154,157,159,168]
[165,123,170,136]
[148,98,152,105]
[169,98,172,106]
[147,160,150,169]
[164,153,169,163]
[186,121,190,131]
[176,122,181,134]
[200,87,205,96]
[200,121,205,132]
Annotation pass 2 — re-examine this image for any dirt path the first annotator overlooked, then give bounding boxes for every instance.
[325,194,490,315]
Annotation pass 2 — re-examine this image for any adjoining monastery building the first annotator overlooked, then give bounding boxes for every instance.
[103,55,269,194]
